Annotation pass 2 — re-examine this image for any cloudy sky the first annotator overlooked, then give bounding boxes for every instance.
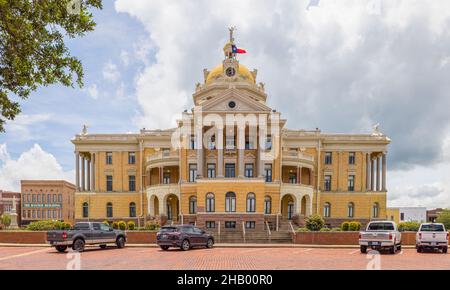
[1,0,449,209]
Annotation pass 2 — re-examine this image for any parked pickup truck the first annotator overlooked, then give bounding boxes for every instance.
[47,222,126,252]
[416,223,448,253]
[359,221,402,254]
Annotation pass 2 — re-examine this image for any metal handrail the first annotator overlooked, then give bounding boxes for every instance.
[266,221,272,243]
[289,221,296,234]
[218,221,221,243]
[242,221,246,243]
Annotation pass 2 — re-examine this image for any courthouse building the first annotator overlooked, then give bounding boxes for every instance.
[72,31,390,229]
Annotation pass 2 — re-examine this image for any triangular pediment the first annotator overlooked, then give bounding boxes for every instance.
[200,89,272,113]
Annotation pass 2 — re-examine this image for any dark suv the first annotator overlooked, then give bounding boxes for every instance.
[156,225,214,251]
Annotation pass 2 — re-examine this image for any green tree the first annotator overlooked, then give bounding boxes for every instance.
[0,0,102,131]
[1,213,11,227]
[305,215,325,231]
[436,209,450,230]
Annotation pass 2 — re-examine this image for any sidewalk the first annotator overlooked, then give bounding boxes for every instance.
[0,243,416,249]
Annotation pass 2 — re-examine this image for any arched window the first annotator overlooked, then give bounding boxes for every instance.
[323,202,331,218]
[189,196,197,214]
[225,192,236,212]
[82,202,89,218]
[247,193,256,212]
[129,202,136,217]
[106,202,113,218]
[206,193,215,213]
[372,202,379,218]
[264,196,272,214]
[347,202,354,218]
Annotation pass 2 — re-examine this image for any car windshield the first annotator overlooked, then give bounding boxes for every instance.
[159,227,178,233]
[420,224,445,232]
[367,223,395,231]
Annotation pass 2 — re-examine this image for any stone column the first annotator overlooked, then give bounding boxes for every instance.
[365,153,371,191]
[87,158,91,192]
[382,153,387,191]
[238,125,245,178]
[297,166,302,185]
[371,157,375,191]
[376,155,381,191]
[159,166,163,184]
[75,152,80,191]
[81,155,85,191]
[258,124,266,178]
[310,169,314,186]
[91,153,95,191]
[197,131,203,178]
[217,127,224,178]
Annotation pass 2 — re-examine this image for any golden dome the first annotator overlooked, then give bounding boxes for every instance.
[205,63,255,85]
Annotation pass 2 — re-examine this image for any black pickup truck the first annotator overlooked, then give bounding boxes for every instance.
[46,222,126,252]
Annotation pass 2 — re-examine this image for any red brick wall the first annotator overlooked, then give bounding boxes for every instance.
[293,232,417,246]
[0,231,157,244]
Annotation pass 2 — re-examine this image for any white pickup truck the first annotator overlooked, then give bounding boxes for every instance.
[416,223,448,253]
[359,221,402,254]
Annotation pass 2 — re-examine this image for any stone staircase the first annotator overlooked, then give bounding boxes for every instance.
[207,227,293,244]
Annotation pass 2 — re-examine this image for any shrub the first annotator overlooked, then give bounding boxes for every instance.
[341,221,350,231]
[144,220,160,231]
[348,221,361,231]
[436,209,450,231]
[27,220,64,231]
[112,221,119,230]
[297,227,310,232]
[103,220,110,226]
[118,221,127,231]
[331,227,342,232]
[305,215,325,231]
[320,227,331,232]
[398,221,420,232]
[1,214,11,227]
[127,221,136,230]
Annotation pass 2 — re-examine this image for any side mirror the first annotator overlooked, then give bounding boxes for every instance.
[201,230,206,235]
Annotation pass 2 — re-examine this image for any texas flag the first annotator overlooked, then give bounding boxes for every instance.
[232,44,246,54]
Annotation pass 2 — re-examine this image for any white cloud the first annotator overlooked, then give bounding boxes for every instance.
[120,50,130,66]
[5,114,52,141]
[86,84,99,99]
[102,61,121,82]
[0,144,74,192]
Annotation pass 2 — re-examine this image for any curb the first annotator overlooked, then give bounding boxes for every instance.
[0,243,416,249]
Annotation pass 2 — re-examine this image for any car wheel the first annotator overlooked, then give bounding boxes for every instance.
[116,236,125,249]
[360,246,367,254]
[181,239,190,251]
[397,244,402,251]
[206,238,214,249]
[443,247,448,254]
[389,246,396,254]
[55,246,68,253]
[417,247,423,253]
[73,239,85,252]
[160,246,170,251]
[100,244,107,249]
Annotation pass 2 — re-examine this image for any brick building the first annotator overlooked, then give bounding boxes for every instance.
[20,180,76,225]
[0,190,21,224]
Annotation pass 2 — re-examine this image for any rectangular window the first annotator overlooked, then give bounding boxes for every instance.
[58,194,62,203]
[37,194,41,203]
[32,194,36,203]
[349,152,356,165]
[226,134,235,149]
[245,136,255,150]
[325,152,332,165]
[324,175,332,191]
[225,221,236,229]
[205,221,215,229]
[32,210,36,219]
[162,148,170,157]
[106,175,113,192]
[128,152,136,164]
[27,194,30,202]
[245,163,254,178]
[189,164,197,182]
[163,172,170,184]
[207,163,216,178]
[348,175,355,192]
[245,221,256,229]
[400,213,405,221]
[189,135,196,150]
[37,210,41,219]
[106,152,113,165]
[47,194,51,203]
[129,175,136,191]
[53,194,57,203]
[265,164,272,182]
[265,135,272,150]
[225,163,236,178]
[42,210,46,219]
[288,172,297,184]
